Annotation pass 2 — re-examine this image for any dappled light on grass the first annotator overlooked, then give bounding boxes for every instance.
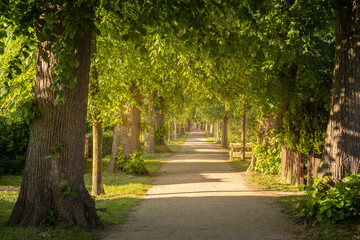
[81,136,187,225]
[83,162,155,224]
[246,172,299,192]
[0,135,186,238]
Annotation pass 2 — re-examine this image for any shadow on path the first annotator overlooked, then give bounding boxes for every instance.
[102,130,298,240]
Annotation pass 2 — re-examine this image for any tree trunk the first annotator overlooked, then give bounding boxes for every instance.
[106,124,121,173]
[179,122,183,137]
[167,120,171,143]
[320,1,360,182]
[7,4,101,230]
[91,121,104,196]
[153,93,171,153]
[106,83,142,172]
[214,122,217,142]
[210,123,214,136]
[90,33,104,196]
[221,114,228,148]
[144,91,155,154]
[215,121,221,143]
[187,119,191,131]
[174,122,177,141]
[241,106,246,161]
[145,113,155,154]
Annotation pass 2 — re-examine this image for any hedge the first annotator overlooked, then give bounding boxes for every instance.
[86,132,113,158]
[0,117,29,174]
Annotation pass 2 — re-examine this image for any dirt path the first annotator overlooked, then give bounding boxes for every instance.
[102,130,299,240]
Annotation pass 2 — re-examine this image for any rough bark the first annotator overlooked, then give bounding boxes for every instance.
[90,33,104,196]
[320,1,360,182]
[221,114,228,148]
[7,4,101,229]
[106,83,142,173]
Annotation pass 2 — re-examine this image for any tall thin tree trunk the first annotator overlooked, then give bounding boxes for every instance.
[145,113,155,154]
[241,105,246,161]
[153,92,171,153]
[144,91,155,154]
[215,121,220,143]
[90,33,104,196]
[168,120,171,143]
[174,122,177,141]
[210,123,214,136]
[91,121,104,195]
[106,123,121,173]
[221,114,228,148]
[179,122,183,137]
[7,4,101,229]
[320,0,360,182]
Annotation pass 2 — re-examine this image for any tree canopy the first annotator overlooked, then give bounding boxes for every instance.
[1,0,360,229]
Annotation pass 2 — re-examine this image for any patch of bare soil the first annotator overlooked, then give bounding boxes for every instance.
[101,130,301,240]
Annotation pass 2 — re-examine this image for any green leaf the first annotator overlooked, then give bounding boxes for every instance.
[22,51,29,58]
[68,57,79,68]
[5,72,13,80]
[0,42,5,54]
[0,30,7,39]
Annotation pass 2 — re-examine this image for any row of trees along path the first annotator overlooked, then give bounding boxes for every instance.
[3,0,360,232]
[102,129,298,240]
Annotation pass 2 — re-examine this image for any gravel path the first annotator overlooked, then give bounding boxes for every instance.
[102,130,299,240]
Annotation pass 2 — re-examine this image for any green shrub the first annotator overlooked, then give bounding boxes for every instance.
[116,149,148,175]
[283,102,328,156]
[253,143,281,175]
[86,131,113,158]
[0,117,29,174]
[295,175,360,224]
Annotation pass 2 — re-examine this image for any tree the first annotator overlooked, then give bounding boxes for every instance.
[89,33,104,196]
[221,113,228,148]
[320,0,360,182]
[144,90,155,154]
[6,2,101,229]
[106,82,142,173]
[153,91,171,153]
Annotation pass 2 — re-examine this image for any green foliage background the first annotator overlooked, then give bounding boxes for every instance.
[0,117,29,174]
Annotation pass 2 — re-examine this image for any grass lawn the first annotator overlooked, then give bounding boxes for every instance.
[0,134,187,240]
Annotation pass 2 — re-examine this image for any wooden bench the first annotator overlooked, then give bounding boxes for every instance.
[229,143,252,161]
